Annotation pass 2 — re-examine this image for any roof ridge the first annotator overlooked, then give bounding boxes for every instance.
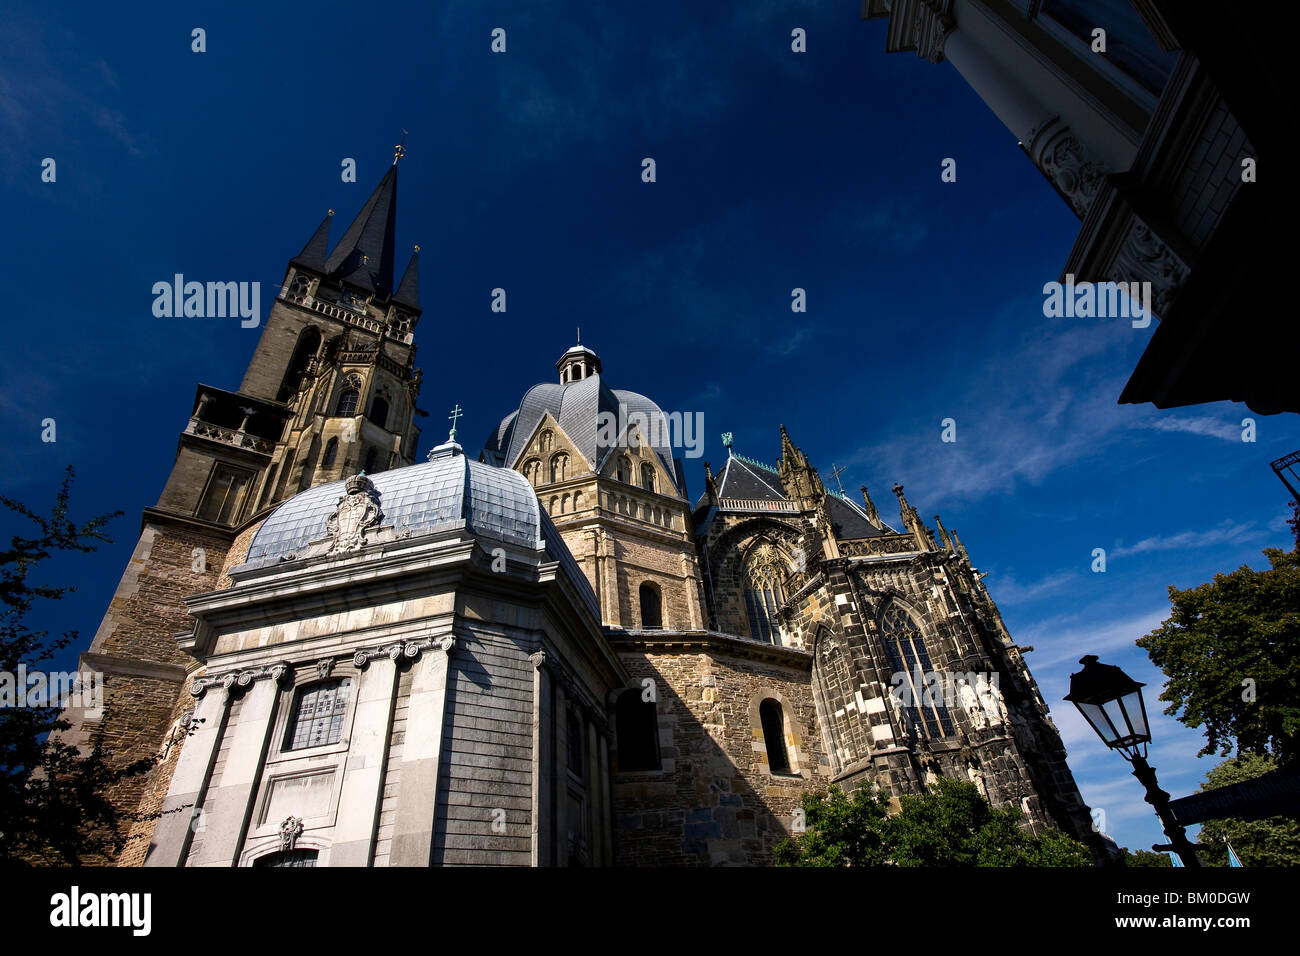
[724,455,788,500]
[731,452,779,475]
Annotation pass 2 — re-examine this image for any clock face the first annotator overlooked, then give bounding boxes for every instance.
[341,289,367,311]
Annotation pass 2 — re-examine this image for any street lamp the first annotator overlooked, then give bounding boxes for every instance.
[1065,655,1201,867]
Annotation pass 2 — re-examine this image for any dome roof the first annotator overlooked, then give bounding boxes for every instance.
[480,360,684,496]
[244,442,543,566]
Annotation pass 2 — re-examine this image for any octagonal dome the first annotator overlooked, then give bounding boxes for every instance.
[244,442,543,566]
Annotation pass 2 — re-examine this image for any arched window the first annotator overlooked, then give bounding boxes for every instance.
[322,436,338,468]
[616,456,631,484]
[284,678,353,751]
[368,394,390,430]
[639,582,662,629]
[615,688,660,771]
[336,388,359,417]
[522,458,542,486]
[640,463,655,492]
[743,543,787,645]
[551,453,569,483]
[759,699,791,774]
[879,603,955,739]
[539,430,554,452]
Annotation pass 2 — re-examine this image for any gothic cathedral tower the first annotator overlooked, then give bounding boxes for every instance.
[63,156,424,864]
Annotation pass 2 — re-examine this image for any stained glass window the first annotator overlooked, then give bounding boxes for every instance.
[879,604,954,739]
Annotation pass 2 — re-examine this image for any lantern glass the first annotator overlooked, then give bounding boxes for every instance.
[1076,700,1118,746]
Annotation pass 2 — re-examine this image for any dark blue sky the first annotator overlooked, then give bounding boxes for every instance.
[3,0,1295,857]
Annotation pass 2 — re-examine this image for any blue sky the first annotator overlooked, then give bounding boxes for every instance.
[2,0,1295,858]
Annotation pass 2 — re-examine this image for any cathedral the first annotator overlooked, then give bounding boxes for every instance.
[62,159,1108,866]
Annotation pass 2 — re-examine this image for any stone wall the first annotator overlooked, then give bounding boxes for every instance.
[610,641,829,866]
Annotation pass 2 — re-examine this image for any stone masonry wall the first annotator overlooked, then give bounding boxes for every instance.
[610,645,829,866]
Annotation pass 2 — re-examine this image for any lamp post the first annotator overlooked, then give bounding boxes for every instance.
[1064,655,1201,867]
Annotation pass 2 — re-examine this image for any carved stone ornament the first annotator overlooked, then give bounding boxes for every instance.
[325,473,383,555]
[353,635,455,669]
[279,816,304,852]
[316,658,336,680]
[1112,219,1188,317]
[190,662,293,698]
[1027,117,1104,218]
[957,678,987,731]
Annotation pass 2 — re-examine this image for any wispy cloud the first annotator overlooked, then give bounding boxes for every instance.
[841,319,1140,504]
[1144,415,1245,443]
[1110,519,1260,559]
[985,567,1079,606]
[0,18,144,170]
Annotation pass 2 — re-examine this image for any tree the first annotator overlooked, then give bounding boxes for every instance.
[1194,753,1300,867]
[1121,848,1173,867]
[774,777,1092,867]
[1136,539,1300,761]
[0,467,155,865]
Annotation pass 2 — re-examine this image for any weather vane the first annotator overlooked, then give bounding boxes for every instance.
[448,404,463,442]
[393,129,409,166]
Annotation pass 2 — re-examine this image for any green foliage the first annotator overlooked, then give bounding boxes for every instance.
[0,467,154,866]
[1121,848,1173,867]
[1194,753,1300,867]
[774,777,1092,867]
[1136,542,1300,761]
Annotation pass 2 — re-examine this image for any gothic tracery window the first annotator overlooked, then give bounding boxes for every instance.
[743,543,788,645]
[335,388,359,417]
[879,603,955,739]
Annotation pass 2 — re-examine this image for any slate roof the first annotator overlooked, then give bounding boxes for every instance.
[244,444,541,562]
[393,248,419,308]
[323,164,398,296]
[480,373,682,495]
[291,211,332,271]
[825,491,890,538]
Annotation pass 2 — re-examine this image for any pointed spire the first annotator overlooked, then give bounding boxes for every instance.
[893,483,931,550]
[394,245,420,308]
[292,209,333,271]
[703,461,720,505]
[951,528,971,563]
[777,424,827,512]
[325,164,399,296]
[933,514,953,550]
[860,484,880,525]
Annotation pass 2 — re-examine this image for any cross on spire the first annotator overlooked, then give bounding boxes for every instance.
[393,129,409,166]
[830,462,848,496]
[448,404,463,441]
